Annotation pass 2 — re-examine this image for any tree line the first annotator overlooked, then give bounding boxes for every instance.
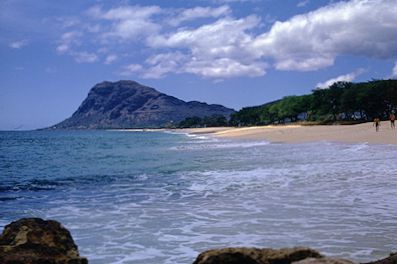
[177,114,228,128]
[178,80,397,128]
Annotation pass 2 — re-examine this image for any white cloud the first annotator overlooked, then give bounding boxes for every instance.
[75,4,265,79]
[88,5,161,41]
[9,40,28,49]
[104,54,118,64]
[297,0,310,8]
[316,69,365,89]
[142,52,187,79]
[149,16,259,52]
[56,45,69,53]
[146,15,265,78]
[275,57,334,72]
[72,52,98,63]
[253,0,397,71]
[185,58,266,78]
[57,0,397,79]
[168,5,231,26]
[120,64,143,76]
[392,62,397,78]
[57,17,80,29]
[56,31,82,54]
[144,0,397,78]
[132,51,266,79]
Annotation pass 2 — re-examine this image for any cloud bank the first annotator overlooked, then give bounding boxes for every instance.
[56,0,397,79]
[253,0,397,71]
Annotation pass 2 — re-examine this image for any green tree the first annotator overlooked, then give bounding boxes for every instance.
[178,116,202,128]
[230,79,397,126]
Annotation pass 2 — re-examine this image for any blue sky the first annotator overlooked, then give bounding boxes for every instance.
[1,0,397,130]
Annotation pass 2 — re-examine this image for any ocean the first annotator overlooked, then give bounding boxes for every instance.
[1,130,397,263]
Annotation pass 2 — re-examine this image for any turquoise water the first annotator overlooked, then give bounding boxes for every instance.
[1,130,397,263]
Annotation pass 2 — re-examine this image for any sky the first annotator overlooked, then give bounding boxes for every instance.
[1,0,397,130]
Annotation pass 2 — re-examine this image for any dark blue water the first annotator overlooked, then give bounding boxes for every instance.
[1,130,397,263]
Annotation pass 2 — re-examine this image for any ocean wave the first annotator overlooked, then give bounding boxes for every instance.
[2,131,397,264]
[170,140,270,151]
[0,174,150,193]
[341,143,369,153]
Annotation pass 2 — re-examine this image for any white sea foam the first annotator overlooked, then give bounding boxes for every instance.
[163,130,187,135]
[170,139,270,150]
[56,147,396,263]
[341,143,369,152]
[185,133,205,138]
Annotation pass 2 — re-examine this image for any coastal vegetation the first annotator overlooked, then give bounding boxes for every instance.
[177,114,228,128]
[229,79,397,126]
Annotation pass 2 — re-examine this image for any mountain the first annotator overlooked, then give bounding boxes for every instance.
[50,80,235,129]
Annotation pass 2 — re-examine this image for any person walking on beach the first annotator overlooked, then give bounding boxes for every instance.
[390,113,395,129]
[373,117,380,132]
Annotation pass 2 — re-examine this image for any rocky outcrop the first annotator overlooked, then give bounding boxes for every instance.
[362,252,397,264]
[51,80,235,129]
[192,247,397,264]
[0,218,87,264]
[192,247,324,264]
[293,257,356,264]
[1,218,395,264]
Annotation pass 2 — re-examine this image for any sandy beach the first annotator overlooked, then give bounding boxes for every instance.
[181,121,397,145]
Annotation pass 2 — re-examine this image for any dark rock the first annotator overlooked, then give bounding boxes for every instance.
[0,218,87,264]
[361,252,397,264]
[50,80,235,129]
[293,257,356,264]
[192,247,323,264]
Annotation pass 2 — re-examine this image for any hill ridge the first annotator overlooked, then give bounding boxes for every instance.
[50,80,235,129]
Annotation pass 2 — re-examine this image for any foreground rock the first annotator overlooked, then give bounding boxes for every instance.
[192,247,324,264]
[0,218,87,264]
[1,217,395,264]
[362,252,397,264]
[294,257,356,264]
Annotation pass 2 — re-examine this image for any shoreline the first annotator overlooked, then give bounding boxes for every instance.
[175,121,397,145]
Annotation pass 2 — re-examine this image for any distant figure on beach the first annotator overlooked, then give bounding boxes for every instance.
[390,113,395,129]
[373,117,380,132]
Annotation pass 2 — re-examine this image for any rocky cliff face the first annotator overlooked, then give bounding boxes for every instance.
[51,80,235,129]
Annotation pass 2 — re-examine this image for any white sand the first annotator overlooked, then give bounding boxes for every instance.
[180,121,397,145]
